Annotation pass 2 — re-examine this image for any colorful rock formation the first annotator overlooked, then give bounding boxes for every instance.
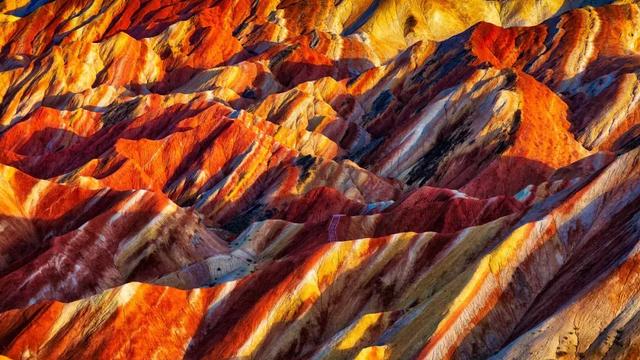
[1,0,640,359]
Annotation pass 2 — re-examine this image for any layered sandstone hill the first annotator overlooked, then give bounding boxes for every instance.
[1,0,640,359]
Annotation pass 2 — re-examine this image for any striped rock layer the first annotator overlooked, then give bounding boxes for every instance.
[1,1,640,359]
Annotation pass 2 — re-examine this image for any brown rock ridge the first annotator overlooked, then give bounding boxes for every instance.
[0,1,639,359]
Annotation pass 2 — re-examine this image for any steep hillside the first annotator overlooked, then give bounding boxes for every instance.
[1,1,640,359]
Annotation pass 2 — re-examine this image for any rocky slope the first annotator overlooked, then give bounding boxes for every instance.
[1,0,640,359]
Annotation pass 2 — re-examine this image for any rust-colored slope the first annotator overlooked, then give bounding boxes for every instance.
[0,163,229,312]
[1,1,640,360]
[3,142,638,359]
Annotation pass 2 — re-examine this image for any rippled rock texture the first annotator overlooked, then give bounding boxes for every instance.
[1,0,640,359]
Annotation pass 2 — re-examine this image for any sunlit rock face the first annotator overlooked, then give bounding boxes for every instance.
[1,0,640,359]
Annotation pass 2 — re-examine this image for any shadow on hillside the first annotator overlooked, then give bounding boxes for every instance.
[452,177,640,358]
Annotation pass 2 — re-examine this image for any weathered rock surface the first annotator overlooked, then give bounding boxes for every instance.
[1,1,640,359]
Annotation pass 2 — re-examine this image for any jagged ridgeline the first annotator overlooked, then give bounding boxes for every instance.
[0,0,640,359]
